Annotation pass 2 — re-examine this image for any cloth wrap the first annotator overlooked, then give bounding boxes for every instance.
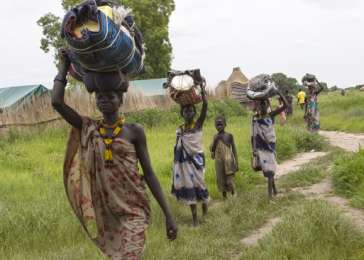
[64,117,150,260]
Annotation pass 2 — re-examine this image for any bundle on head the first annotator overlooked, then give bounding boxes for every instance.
[61,0,145,85]
[247,74,277,100]
[164,69,206,106]
[302,73,317,88]
[83,70,129,93]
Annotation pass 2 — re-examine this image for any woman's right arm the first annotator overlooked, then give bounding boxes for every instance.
[51,51,83,129]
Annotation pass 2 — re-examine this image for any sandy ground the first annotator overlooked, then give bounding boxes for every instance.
[239,130,364,249]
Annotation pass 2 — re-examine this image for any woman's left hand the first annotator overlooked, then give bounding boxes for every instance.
[166,217,178,241]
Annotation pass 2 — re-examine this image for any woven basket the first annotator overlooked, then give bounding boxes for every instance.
[164,69,205,106]
[168,86,202,106]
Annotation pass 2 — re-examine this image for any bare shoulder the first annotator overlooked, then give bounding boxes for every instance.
[125,123,145,135]
[226,132,234,142]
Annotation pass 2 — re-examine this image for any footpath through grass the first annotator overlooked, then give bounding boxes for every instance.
[290,90,364,133]
[1,99,361,260]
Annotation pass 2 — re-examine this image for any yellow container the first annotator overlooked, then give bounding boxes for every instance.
[74,6,114,38]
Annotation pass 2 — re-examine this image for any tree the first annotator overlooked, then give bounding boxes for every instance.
[37,0,175,79]
[271,73,298,94]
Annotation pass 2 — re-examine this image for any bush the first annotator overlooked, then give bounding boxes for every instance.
[332,150,364,208]
[126,99,248,128]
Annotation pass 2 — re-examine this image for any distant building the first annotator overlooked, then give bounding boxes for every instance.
[0,84,49,110]
[215,67,249,104]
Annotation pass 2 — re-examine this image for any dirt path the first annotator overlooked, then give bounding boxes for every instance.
[320,130,364,152]
[295,177,364,231]
[240,218,281,246]
[276,152,327,178]
[240,151,327,248]
[239,130,364,250]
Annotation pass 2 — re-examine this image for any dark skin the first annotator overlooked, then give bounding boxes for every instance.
[211,117,238,198]
[52,52,177,241]
[253,90,288,199]
[180,84,208,226]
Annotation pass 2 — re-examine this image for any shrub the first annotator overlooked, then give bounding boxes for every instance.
[332,150,364,208]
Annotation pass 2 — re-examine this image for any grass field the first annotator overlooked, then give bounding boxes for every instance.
[289,90,364,133]
[332,150,364,209]
[0,99,363,259]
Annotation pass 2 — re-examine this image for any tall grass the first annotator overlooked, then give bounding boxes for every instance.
[332,150,364,209]
[0,100,336,259]
[243,200,364,260]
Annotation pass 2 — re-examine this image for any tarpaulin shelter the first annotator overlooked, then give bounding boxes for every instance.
[0,85,49,110]
[130,78,167,96]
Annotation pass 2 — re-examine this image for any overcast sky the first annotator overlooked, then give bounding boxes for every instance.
[1,0,363,88]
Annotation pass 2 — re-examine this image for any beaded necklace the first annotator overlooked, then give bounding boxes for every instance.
[181,121,196,133]
[99,117,125,164]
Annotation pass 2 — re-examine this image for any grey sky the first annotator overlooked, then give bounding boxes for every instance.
[1,0,363,88]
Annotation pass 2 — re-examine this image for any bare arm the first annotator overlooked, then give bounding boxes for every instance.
[315,80,325,95]
[210,134,221,159]
[133,125,177,240]
[51,51,83,129]
[270,91,288,118]
[196,84,208,129]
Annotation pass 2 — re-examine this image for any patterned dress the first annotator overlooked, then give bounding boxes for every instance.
[172,127,209,205]
[251,116,277,175]
[306,92,320,132]
[214,140,237,192]
[64,118,150,260]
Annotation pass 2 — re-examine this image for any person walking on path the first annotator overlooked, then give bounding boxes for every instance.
[302,74,324,132]
[297,88,306,110]
[171,84,209,226]
[210,115,238,199]
[247,74,288,199]
[52,51,177,259]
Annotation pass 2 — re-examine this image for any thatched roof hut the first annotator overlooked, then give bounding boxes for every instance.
[215,67,249,104]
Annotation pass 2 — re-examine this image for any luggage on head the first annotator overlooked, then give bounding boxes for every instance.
[302,73,317,88]
[61,0,145,82]
[163,69,206,106]
[247,74,278,100]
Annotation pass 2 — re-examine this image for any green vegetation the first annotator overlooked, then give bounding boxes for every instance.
[278,152,345,192]
[243,200,364,260]
[0,99,361,259]
[332,150,364,209]
[289,90,364,133]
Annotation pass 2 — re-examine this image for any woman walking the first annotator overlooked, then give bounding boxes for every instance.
[171,84,209,226]
[247,74,288,199]
[303,74,324,132]
[52,51,177,259]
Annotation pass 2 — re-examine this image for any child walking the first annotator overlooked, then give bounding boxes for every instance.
[211,115,238,199]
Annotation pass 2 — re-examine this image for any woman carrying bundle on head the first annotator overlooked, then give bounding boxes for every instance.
[302,73,324,133]
[165,70,209,226]
[247,74,288,199]
[52,51,177,260]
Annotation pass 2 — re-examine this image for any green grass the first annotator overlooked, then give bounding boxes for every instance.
[332,150,364,209]
[0,100,357,259]
[289,90,364,133]
[277,152,344,192]
[243,200,364,260]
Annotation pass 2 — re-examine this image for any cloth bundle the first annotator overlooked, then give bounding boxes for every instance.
[302,73,318,89]
[247,74,278,100]
[61,0,144,83]
[164,70,205,106]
